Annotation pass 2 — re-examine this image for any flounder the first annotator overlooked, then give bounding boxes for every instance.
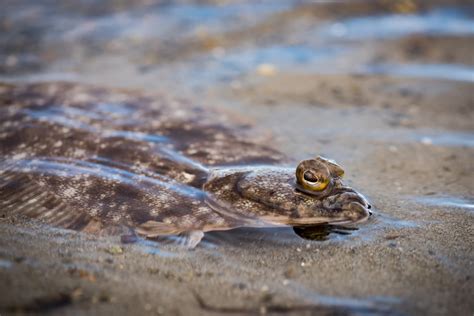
[0,82,371,247]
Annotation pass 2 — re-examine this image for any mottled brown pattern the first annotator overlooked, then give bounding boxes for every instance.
[0,82,370,246]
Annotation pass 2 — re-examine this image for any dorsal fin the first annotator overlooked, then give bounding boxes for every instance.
[1,162,92,230]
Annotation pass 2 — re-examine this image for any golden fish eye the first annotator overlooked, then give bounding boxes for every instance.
[298,169,329,192]
[303,171,318,182]
[296,158,332,194]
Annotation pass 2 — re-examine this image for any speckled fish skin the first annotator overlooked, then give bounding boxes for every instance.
[205,166,371,227]
[0,82,283,237]
[0,82,370,245]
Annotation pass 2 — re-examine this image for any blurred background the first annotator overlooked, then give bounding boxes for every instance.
[1,0,472,90]
[2,0,472,160]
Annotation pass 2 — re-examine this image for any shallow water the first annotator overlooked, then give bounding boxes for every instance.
[1,1,473,315]
[415,196,474,210]
[360,63,474,82]
[320,8,474,39]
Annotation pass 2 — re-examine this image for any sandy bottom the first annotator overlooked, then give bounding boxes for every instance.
[1,1,473,315]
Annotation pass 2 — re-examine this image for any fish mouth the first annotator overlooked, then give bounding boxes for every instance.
[327,187,372,223]
[266,188,373,227]
[345,201,372,223]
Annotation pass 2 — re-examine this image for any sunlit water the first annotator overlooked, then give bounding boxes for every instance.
[320,8,474,39]
[414,196,474,211]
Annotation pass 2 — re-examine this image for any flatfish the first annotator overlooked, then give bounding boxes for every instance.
[0,82,370,247]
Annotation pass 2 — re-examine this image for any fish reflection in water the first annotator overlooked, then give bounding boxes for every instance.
[0,82,371,247]
[293,225,359,241]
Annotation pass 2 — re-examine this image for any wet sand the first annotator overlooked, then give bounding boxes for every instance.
[1,1,473,315]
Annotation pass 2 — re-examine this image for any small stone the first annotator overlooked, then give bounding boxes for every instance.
[261,285,269,292]
[106,245,123,255]
[53,140,63,147]
[256,63,277,77]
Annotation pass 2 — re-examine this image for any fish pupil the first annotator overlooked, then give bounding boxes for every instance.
[303,171,318,183]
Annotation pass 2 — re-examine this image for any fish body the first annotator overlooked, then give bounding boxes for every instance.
[0,82,370,247]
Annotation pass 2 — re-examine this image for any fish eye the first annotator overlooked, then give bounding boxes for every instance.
[296,158,332,193]
[298,169,329,192]
[303,171,319,183]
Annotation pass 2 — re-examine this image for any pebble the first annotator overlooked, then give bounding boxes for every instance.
[106,245,123,255]
[256,63,277,77]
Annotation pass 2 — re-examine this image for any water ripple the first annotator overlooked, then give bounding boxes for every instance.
[323,8,474,40]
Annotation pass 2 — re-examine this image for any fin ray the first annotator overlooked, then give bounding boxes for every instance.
[0,168,92,230]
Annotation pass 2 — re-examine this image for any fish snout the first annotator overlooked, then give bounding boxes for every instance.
[334,188,372,223]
